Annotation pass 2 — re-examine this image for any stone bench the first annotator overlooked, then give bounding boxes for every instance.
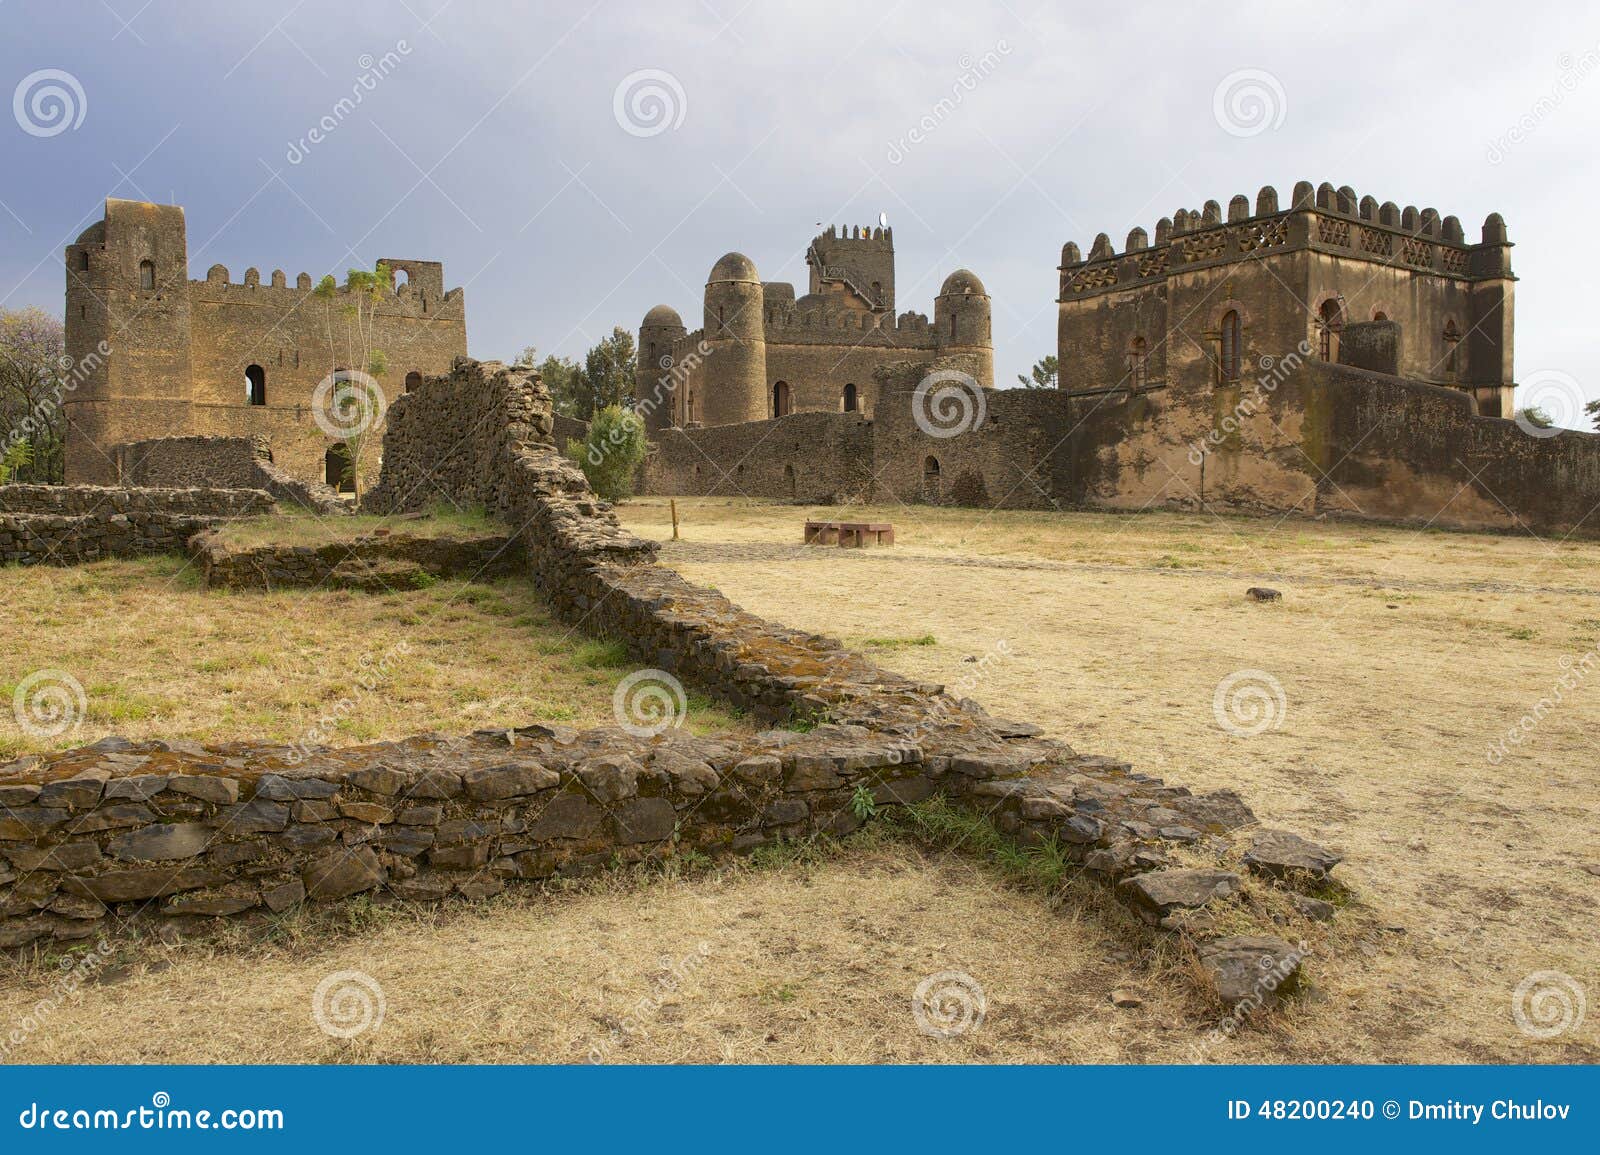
[803,520,895,547]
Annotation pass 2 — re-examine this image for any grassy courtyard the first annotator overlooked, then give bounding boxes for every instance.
[1,498,1595,1064]
[0,553,741,761]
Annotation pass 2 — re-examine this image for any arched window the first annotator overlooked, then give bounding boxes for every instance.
[922,455,942,503]
[404,370,421,392]
[772,380,791,417]
[1127,337,1149,389]
[1373,310,1388,322]
[393,268,410,291]
[1317,298,1344,361]
[245,364,266,406]
[138,260,155,290]
[1219,311,1241,383]
[871,280,882,305]
[843,383,858,412]
[949,312,957,339]
[77,251,89,271]
[1442,319,1461,380]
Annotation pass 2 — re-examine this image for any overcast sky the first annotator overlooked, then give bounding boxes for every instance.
[2,1,1596,422]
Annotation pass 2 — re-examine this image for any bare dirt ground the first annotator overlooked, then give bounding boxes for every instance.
[2,499,1595,1063]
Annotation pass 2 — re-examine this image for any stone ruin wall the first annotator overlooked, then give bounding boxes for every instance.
[0,356,1345,1002]
[641,412,874,504]
[637,353,1600,538]
[1063,358,1600,536]
[113,435,347,514]
[0,484,274,566]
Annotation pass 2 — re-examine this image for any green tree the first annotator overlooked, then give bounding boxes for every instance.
[1587,397,1599,433]
[576,327,637,419]
[565,404,647,500]
[1516,405,1553,430]
[539,355,584,419]
[1017,354,1058,390]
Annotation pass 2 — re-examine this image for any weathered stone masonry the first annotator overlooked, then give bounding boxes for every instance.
[0,484,273,566]
[1,359,1341,1002]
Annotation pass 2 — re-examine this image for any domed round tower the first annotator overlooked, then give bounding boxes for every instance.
[933,269,994,386]
[635,303,686,434]
[701,252,767,425]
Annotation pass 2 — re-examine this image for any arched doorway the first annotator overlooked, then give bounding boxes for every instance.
[772,381,792,417]
[325,444,354,493]
[922,455,941,503]
[245,364,266,406]
[404,370,422,392]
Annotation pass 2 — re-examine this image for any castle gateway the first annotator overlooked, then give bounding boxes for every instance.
[62,198,467,486]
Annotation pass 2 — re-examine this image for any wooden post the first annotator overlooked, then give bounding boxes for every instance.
[670,499,679,541]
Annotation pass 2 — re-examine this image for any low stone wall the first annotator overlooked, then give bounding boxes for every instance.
[0,711,1327,1004]
[191,528,525,591]
[0,486,276,566]
[113,436,349,515]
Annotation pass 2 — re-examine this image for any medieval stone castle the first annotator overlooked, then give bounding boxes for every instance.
[62,198,466,487]
[56,182,1600,538]
[633,224,992,432]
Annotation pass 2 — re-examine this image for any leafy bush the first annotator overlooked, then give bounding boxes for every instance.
[565,404,647,500]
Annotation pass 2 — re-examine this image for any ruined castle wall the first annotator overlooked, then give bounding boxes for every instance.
[640,412,874,503]
[1059,358,1600,536]
[0,485,274,566]
[872,361,1072,510]
[183,274,466,484]
[111,435,347,514]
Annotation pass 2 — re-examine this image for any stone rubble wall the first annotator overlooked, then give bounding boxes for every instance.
[0,358,1343,1004]
[112,435,350,516]
[0,485,276,566]
[190,528,524,592]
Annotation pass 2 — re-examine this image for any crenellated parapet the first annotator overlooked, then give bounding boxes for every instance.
[1059,182,1513,302]
[189,260,464,318]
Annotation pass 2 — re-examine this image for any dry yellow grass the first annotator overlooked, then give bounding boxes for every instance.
[0,554,742,760]
[2,499,1595,1064]
[612,497,1600,1063]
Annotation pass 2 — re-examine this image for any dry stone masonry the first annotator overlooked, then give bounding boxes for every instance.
[0,358,1345,1005]
[0,484,274,566]
[191,525,523,592]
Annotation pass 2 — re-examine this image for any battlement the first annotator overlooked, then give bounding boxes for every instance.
[190,262,463,317]
[1059,181,1513,301]
[814,223,894,246]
